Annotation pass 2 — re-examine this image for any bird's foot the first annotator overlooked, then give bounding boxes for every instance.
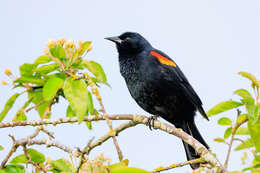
[146,115,158,130]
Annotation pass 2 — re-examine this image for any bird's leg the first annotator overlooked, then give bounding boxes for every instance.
[146,115,158,130]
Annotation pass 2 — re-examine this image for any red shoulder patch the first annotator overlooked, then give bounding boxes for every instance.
[150,51,176,67]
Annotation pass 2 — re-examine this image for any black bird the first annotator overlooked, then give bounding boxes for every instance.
[105,32,209,169]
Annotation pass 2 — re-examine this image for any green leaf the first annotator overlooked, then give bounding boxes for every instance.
[19,63,37,77]
[28,90,50,118]
[207,100,243,117]
[248,117,260,152]
[109,160,148,173]
[237,114,248,124]
[50,159,74,173]
[0,93,20,122]
[63,77,89,124]
[0,164,24,173]
[79,41,91,56]
[43,77,64,101]
[10,149,45,164]
[82,60,107,83]
[234,89,253,99]
[242,167,251,172]
[66,105,76,117]
[22,98,33,109]
[241,98,255,117]
[238,72,259,88]
[34,55,52,65]
[44,73,66,80]
[218,117,232,126]
[10,155,26,164]
[213,138,225,143]
[235,138,253,150]
[15,76,45,85]
[0,145,3,151]
[50,45,66,60]
[224,127,232,139]
[236,127,249,135]
[13,111,27,121]
[34,63,59,74]
[85,121,92,130]
[110,160,129,170]
[87,91,94,114]
[27,148,45,163]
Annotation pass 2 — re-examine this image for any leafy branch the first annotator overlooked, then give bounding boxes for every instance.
[208,71,260,172]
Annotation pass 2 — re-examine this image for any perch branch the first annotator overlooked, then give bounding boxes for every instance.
[0,114,226,172]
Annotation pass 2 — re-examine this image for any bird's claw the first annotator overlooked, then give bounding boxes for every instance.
[146,115,158,130]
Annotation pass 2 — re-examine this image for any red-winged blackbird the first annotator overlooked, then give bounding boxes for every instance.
[105,32,209,169]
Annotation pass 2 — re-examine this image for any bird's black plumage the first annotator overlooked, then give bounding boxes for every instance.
[105,32,209,169]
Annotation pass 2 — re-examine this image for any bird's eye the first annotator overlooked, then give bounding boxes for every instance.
[124,37,130,42]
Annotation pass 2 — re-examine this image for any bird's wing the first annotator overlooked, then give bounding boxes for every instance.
[149,49,209,120]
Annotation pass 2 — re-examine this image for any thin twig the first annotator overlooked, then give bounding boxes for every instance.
[224,110,248,168]
[28,127,41,139]
[87,75,123,161]
[0,135,18,169]
[40,126,55,139]
[86,121,137,155]
[22,145,47,173]
[25,100,45,113]
[76,137,94,173]
[153,158,203,172]
[233,138,244,143]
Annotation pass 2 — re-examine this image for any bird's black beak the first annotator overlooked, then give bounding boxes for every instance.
[105,36,122,44]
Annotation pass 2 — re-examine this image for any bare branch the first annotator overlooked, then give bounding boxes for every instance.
[153,158,203,172]
[76,137,94,173]
[86,121,137,155]
[0,135,18,169]
[40,126,55,139]
[28,127,41,139]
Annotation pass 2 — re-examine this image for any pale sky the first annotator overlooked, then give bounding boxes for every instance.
[0,1,260,172]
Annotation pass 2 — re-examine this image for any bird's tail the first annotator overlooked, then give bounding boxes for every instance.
[177,120,209,170]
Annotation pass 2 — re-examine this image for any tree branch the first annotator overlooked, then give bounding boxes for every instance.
[153,158,203,172]
[0,135,18,169]
[86,120,138,155]
[0,114,226,172]
[0,114,133,128]
[0,132,79,169]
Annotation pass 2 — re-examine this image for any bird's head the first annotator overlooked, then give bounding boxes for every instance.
[105,32,151,54]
